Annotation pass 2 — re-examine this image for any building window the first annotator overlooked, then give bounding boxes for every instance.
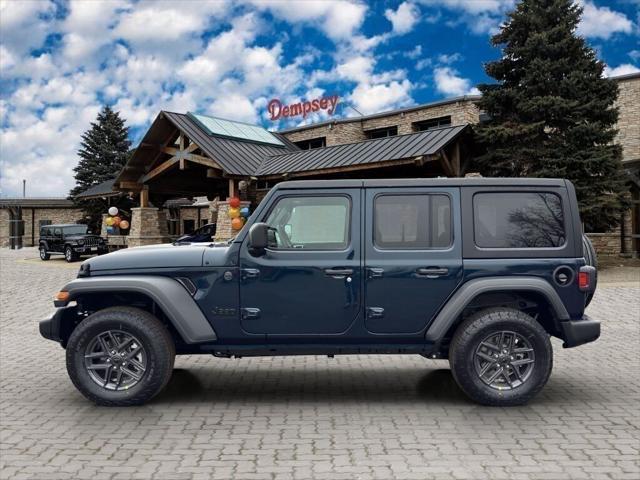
[374,194,452,249]
[365,126,398,139]
[412,116,452,131]
[294,137,326,150]
[183,219,195,235]
[473,192,565,248]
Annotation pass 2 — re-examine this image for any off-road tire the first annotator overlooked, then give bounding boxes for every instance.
[66,307,175,406]
[449,307,553,406]
[39,245,50,260]
[64,246,77,263]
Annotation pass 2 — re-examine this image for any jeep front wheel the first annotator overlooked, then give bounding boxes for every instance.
[449,308,552,406]
[66,307,175,406]
[39,246,50,260]
[64,246,76,262]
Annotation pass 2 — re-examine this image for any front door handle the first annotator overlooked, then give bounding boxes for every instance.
[241,308,261,319]
[367,307,385,319]
[241,268,260,280]
[324,268,354,278]
[416,267,449,278]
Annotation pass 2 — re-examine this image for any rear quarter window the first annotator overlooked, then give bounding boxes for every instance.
[473,192,565,248]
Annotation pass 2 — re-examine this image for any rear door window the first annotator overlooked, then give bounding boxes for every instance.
[374,194,452,249]
[473,192,565,248]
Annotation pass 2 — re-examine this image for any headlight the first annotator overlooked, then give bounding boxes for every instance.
[77,240,84,246]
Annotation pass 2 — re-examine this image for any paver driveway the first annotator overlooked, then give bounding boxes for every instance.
[1,248,639,480]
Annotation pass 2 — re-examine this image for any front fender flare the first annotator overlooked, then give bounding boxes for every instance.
[60,276,217,343]
[425,277,570,343]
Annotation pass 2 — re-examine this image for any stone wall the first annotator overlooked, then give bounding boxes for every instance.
[214,200,251,241]
[0,207,83,247]
[283,99,480,146]
[178,207,212,233]
[615,75,640,163]
[127,208,169,248]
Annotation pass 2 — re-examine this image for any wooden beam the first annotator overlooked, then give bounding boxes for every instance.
[141,156,179,183]
[185,154,222,169]
[452,142,461,177]
[186,142,199,153]
[119,181,142,191]
[439,149,455,177]
[161,146,179,156]
[147,128,178,172]
[179,158,187,170]
[140,186,149,208]
[228,179,236,198]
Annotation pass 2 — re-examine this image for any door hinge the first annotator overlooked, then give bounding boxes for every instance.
[366,307,385,319]
[241,308,261,320]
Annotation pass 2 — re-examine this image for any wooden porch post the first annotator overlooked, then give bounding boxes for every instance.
[140,186,149,208]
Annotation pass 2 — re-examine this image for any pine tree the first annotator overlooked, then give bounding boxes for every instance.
[70,106,132,230]
[475,0,628,231]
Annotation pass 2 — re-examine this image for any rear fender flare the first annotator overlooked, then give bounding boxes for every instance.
[60,275,217,343]
[425,277,570,342]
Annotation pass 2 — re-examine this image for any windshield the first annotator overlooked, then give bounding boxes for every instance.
[63,225,88,235]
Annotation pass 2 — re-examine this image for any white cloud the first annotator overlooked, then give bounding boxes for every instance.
[418,0,514,14]
[385,2,420,35]
[418,0,514,34]
[603,63,640,77]
[433,67,479,96]
[0,0,56,56]
[247,0,367,41]
[577,1,633,39]
[350,79,413,114]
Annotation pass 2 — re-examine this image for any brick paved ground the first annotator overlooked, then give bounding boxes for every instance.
[1,248,639,480]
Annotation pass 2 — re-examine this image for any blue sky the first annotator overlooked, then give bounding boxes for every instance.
[1,0,638,197]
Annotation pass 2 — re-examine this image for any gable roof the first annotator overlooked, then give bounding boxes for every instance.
[117,110,470,189]
[74,178,119,199]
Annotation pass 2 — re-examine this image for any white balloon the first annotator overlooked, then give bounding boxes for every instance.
[108,207,118,216]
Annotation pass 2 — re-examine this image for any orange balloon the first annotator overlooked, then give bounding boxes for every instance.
[231,217,243,230]
[119,220,129,230]
[112,216,121,226]
[229,197,241,208]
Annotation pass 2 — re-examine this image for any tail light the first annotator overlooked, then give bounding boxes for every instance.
[578,266,596,291]
[578,271,589,290]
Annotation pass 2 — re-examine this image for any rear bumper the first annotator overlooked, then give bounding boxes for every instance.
[560,315,600,348]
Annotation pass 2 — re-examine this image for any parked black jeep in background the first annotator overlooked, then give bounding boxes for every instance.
[39,224,107,262]
[41,179,599,407]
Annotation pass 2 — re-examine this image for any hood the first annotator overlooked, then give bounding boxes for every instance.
[84,243,212,271]
[66,234,101,241]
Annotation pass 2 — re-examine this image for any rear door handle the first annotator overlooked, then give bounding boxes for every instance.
[416,267,449,278]
[367,267,384,279]
[324,268,354,278]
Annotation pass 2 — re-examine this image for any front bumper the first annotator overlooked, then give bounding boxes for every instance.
[73,245,107,254]
[560,315,600,348]
[39,306,76,344]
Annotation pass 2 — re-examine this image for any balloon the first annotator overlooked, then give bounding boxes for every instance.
[229,197,241,208]
[228,207,240,219]
[106,226,115,234]
[119,220,129,230]
[240,207,250,218]
[105,217,114,226]
[108,207,118,216]
[231,217,243,230]
[112,216,121,226]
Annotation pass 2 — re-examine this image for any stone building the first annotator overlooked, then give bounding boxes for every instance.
[0,198,84,248]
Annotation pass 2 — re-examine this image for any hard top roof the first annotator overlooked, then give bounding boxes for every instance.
[274,178,568,190]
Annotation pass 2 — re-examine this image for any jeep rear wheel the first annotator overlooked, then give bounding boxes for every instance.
[64,246,76,262]
[66,307,175,406]
[39,246,50,260]
[449,308,552,406]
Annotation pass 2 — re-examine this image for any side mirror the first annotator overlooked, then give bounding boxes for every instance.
[87,230,93,234]
[248,222,269,254]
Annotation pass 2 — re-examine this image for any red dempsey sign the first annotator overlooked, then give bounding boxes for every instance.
[268,95,339,121]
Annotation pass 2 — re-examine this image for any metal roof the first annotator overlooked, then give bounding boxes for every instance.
[163,112,294,176]
[256,124,469,176]
[74,179,119,199]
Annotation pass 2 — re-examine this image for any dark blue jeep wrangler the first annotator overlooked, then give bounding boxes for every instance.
[40,178,599,406]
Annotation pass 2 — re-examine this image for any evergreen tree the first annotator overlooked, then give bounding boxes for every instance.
[70,106,132,230]
[475,0,628,231]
